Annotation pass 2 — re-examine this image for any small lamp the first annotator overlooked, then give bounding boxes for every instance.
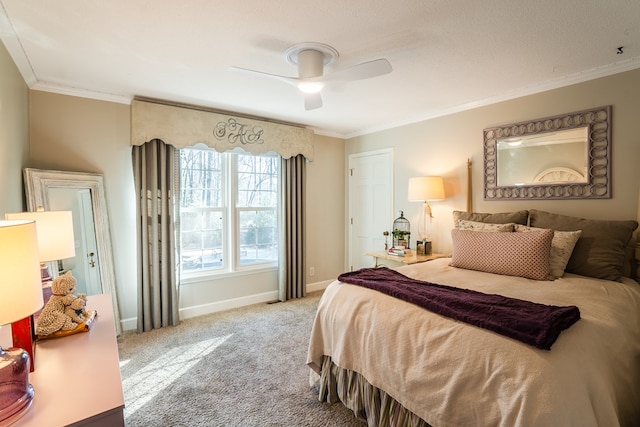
[4,210,75,373]
[408,176,445,252]
[0,220,43,425]
[5,210,76,283]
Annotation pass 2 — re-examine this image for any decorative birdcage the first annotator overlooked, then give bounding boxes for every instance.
[392,211,411,249]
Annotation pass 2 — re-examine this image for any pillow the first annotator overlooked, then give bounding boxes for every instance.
[529,209,638,281]
[514,224,582,279]
[450,228,553,280]
[453,210,529,226]
[456,219,514,232]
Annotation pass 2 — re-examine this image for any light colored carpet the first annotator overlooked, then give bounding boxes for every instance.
[117,291,365,427]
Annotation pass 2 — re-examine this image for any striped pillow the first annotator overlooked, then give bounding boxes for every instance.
[450,228,554,280]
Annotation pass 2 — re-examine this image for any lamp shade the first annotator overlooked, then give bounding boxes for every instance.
[408,176,445,201]
[0,220,44,325]
[5,211,75,262]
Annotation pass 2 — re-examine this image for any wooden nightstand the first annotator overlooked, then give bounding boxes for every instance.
[366,250,447,268]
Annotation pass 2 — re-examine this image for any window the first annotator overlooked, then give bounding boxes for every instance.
[179,147,279,275]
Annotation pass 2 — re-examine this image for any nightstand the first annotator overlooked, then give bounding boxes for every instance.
[366,250,447,268]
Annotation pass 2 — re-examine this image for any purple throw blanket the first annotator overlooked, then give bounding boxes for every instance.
[337,267,580,350]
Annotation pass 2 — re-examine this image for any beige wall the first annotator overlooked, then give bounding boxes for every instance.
[347,68,640,256]
[306,134,346,279]
[26,91,346,329]
[0,41,29,214]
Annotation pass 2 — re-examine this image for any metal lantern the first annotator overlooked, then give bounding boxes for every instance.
[392,211,411,249]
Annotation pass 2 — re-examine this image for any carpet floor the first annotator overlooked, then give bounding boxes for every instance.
[117,291,366,426]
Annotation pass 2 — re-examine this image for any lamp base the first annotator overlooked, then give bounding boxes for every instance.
[0,347,34,426]
[416,240,432,255]
[11,317,35,373]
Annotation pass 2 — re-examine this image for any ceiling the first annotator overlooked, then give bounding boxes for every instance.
[1,1,639,138]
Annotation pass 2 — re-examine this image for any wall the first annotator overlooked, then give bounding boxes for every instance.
[0,41,29,214]
[306,134,346,284]
[27,91,346,329]
[347,68,640,256]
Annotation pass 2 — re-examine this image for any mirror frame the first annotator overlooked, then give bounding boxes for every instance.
[483,105,611,200]
[24,168,121,334]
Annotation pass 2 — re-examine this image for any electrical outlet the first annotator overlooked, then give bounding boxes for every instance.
[309,267,315,277]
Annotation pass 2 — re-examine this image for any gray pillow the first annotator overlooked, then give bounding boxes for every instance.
[529,209,638,281]
[452,210,529,227]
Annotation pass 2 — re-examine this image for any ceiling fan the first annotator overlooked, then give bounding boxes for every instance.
[230,42,392,111]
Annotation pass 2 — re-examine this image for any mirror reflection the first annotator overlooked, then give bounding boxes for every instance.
[496,127,588,186]
[47,187,102,295]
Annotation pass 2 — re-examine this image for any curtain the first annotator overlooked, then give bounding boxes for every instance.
[132,139,180,332]
[279,154,306,301]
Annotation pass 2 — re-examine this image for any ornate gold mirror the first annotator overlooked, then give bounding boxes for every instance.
[483,105,611,200]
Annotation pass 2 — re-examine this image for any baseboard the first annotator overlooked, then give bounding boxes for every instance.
[179,291,279,321]
[306,279,333,293]
[119,281,335,331]
[120,317,137,331]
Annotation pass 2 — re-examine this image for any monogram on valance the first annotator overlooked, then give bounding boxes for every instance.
[131,99,314,161]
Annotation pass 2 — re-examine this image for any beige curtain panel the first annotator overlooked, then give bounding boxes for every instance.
[279,154,306,301]
[132,139,181,332]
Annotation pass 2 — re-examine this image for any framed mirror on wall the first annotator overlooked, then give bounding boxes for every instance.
[483,105,611,200]
[24,168,121,334]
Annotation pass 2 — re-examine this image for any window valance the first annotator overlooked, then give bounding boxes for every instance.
[131,99,314,161]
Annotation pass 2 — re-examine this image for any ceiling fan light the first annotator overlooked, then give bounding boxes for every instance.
[298,82,323,94]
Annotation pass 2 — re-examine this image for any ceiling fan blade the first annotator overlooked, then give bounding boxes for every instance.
[229,66,299,87]
[324,58,392,83]
[304,92,322,111]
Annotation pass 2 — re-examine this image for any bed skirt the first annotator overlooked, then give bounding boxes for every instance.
[312,355,431,427]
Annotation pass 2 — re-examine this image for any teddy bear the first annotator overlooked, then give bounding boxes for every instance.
[35,271,87,336]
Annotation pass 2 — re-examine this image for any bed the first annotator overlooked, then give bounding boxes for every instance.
[307,209,640,427]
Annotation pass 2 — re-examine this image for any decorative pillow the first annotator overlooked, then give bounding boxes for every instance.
[450,228,554,280]
[453,210,529,226]
[456,219,514,232]
[529,209,638,281]
[514,224,582,279]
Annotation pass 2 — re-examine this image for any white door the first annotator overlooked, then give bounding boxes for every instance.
[348,149,394,271]
[49,188,102,295]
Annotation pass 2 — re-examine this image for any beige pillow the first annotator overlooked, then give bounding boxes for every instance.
[529,209,638,281]
[514,224,581,279]
[450,228,553,280]
[456,219,514,232]
[452,210,529,226]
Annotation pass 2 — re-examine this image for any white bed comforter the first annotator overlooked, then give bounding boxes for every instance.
[307,258,640,427]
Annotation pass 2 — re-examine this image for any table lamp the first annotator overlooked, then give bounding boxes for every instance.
[408,176,445,250]
[5,210,76,283]
[0,220,43,425]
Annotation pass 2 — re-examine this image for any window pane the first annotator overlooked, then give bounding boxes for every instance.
[239,209,277,265]
[180,148,223,208]
[180,211,223,271]
[236,154,278,208]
